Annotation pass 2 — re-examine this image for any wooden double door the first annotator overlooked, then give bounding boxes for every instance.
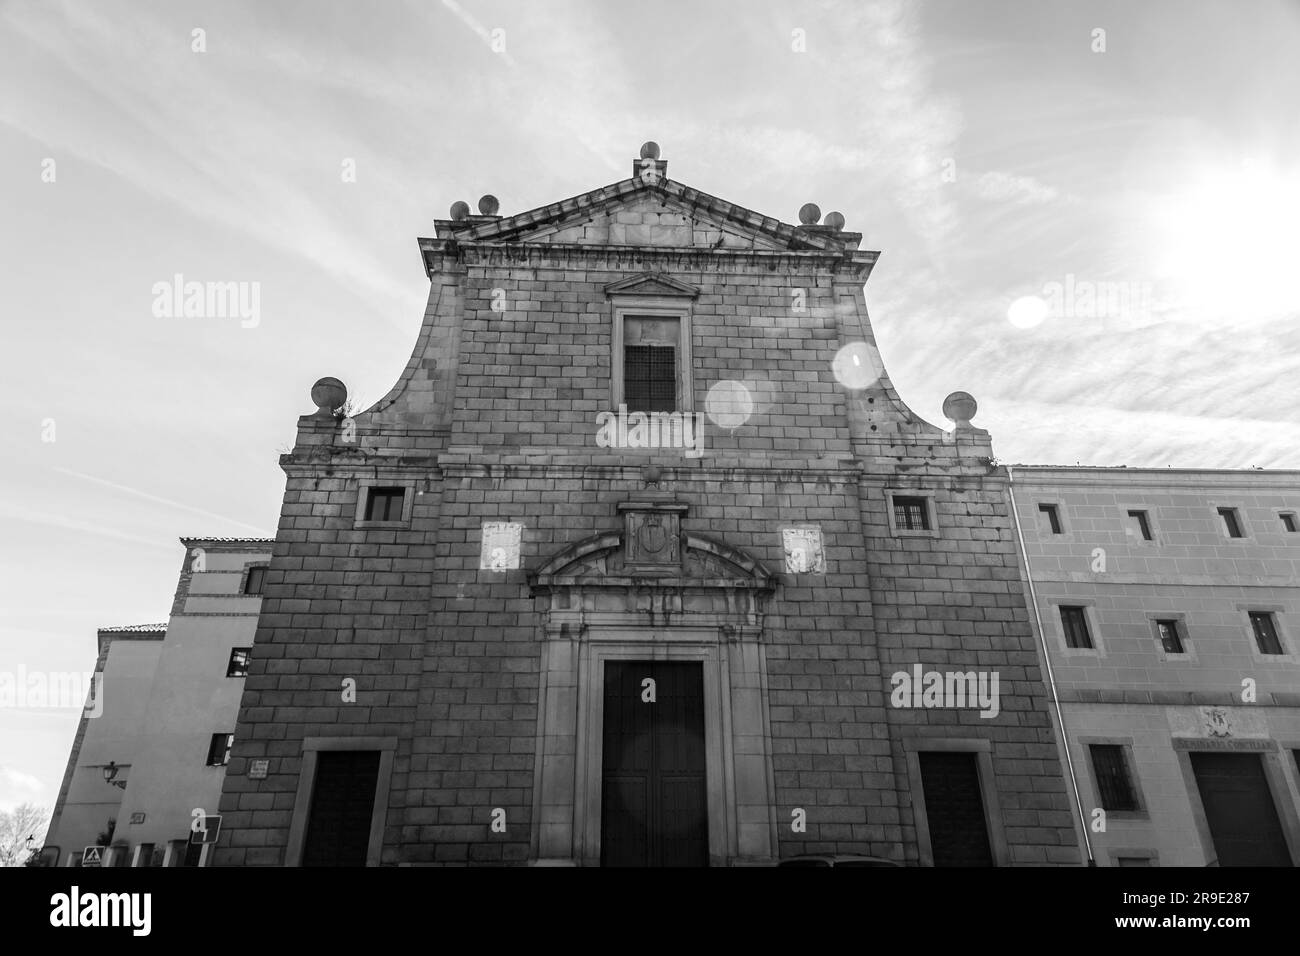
[600,661,708,867]
[1190,752,1291,866]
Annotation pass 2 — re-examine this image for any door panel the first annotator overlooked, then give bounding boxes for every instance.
[919,751,994,867]
[601,661,707,866]
[301,750,380,867]
[1190,752,1291,866]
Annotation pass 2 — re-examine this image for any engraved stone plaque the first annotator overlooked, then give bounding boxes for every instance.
[623,506,683,569]
[481,522,523,571]
[783,527,824,574]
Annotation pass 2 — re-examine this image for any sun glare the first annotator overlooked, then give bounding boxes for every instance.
[1153,161,1300,321]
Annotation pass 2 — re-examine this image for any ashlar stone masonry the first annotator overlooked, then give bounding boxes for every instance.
[213,144,1080,866]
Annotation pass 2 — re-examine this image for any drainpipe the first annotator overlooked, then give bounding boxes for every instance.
[1006,465,1095,865]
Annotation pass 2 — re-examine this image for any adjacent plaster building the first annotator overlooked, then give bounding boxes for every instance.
[1011,466,1300,866]
[211,144,1080,867]
[43,537,271,866]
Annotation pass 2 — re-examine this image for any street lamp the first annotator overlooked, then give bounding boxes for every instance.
[100,761,130,789]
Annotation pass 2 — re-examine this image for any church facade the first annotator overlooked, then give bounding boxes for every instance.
[211,145,1081,866]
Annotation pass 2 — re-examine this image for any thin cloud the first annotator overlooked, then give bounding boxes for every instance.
[52,468,269,536]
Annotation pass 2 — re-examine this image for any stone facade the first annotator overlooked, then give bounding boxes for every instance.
[212,147,1080,866]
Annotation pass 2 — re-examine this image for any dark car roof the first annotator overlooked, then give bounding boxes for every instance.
[777,854,903,867]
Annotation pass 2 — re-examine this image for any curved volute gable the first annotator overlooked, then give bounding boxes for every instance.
[293,146,992,467]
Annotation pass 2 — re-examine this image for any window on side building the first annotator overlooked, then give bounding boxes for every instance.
[1155,619,1184,654]
[1249,612,1284,655]
[1038,503,1063,534]
[242,565,267,595]
[1127,510,1153,541]
[206,733,234,767]
[226,647,252,678]
[1089,744,1139,812]
[1060,606,1093,649]
[1217,507,1244,538]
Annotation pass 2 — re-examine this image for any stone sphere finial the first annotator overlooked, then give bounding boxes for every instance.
[478,194,500,215]
[311,377,347,416]
[942,391,978,427]
[639,141,661,160]
[824,211,845,231]
[798,203,821,225]
[449,200,470,221]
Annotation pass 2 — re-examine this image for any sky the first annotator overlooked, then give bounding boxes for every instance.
[1,0,1298,814]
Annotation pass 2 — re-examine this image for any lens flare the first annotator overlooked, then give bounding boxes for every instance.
[705,380,755,429]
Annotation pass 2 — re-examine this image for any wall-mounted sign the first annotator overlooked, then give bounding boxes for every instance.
[81,846,103,867]
[129,812,146,824]
[782,527,825,574]
[248,758,269,779]
[481,522,523,571]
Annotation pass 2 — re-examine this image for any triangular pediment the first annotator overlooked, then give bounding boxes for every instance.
[432,176,862,254]
[603,272,700,299]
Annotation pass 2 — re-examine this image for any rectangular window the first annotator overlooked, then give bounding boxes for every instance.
[1218,507,1244,538]
[1127,510,1153,540]
[1116,856,1152,867]
[135,843,155,868]
[242,565,267,595]
[1089,744,1138,812]
[893,496,931,531]
[1060,606,1093,649]
[206,733,234,767]
[621,315,681,413]
[624,345,677,412]
[1155,619,1184,654]
[1281,513,1297,533]
[1249,612,1283,655]
[1038,503,1062,534]
[364,487,405,522]
[226,647,252,678]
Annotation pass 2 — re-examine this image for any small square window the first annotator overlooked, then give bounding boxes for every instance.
[893,496,931,531]
[206,733,234,767]
[365,487,405,522]
[1039,503,1063,534]
[1089,744,1138,812]
[226,647,252,678]
[1281,513,1297,533]
[242,566,267,595]
[1249,611,1283,655]
[1218,507,1244,538]
[1060,606,1093,649]
[1155,619,1184,654]
[1127,510,1152,541]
